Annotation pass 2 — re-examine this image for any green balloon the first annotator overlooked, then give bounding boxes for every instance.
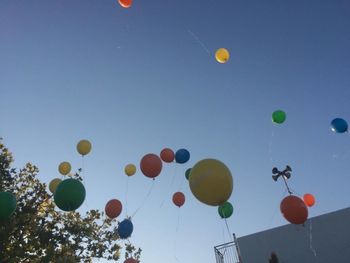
[0,192,17,220]
[54,179,86,212]
[272,110,286,124]
[185,168,192,180]
[218,201,233,219]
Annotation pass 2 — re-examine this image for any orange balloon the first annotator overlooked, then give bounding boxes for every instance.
[160,148,175,163]
[172,192,185,207]
[118,0,132,8]
[124,258,138,263]
[140,153,162,178]
[105,199,122,219]
[280,195,308,225]
[303,193,315,207]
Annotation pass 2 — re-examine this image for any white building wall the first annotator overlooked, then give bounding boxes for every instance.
[236,207,350,263]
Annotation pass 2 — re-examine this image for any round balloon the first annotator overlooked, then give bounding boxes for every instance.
[175,149,190,164]
[218,201,233,219]
[189,159,233,206]
[125,164,136,176]
[280,195,308,224]
[119,0,132,8]
[77,140,92,156]
[54,179,86,211]
[140,153,162,178]
[58,162,71,175]
[185,168,192,180]
[118,218,133,239]
[331,118,348,133]
[172,192,185,207]
[49,178,62,194]
[105,199,122,219]
[160,148,175,163]
[0,192,17,220]
[303,193,316,207]
[215,48,230,63]
[272,110,286,124]
[124,258,138,263]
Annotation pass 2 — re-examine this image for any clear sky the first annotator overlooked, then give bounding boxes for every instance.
[1,0,350,262]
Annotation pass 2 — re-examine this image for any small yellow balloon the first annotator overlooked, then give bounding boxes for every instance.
[125,164,136,176]
[215,48,230,64]
[49,178,62,194]
[77,140,92,156]
[58,162,71,175]
[189,159,233,206]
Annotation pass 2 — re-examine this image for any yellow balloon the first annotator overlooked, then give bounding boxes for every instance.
[125,164,136,176]
[189,159,233,206]
[215,48,230,63]
[58,162,71,175]
[49,178,62,194]
[77,140,92,156]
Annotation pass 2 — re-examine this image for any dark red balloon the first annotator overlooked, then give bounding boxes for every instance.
[172,192,185,207]
[140,153,162,178]
[280,195,308,225]
[160,148,175,163]
[124,258,138,263]
[105,199,122,219]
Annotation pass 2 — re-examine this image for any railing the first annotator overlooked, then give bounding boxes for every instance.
[214,234,242,263]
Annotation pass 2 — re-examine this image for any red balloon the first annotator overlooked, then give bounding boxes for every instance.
[303,193,316,207]
[124,258,138,263]
[280,195,308,225]
[140,153,162,178]
[118,0,132,8]
[105,199,122,219]
[172,192,185,207]
[160,148,175,163]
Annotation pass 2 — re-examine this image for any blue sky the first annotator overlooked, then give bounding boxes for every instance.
[1,0,350,262]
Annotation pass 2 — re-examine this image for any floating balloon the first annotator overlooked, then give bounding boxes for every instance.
[189,159,233,206]
[215,48,230,63]
[185,168,192,180]
[272,110,286,124]
[77,139,92,156]
[125,164,136,176]
[175,149,190,164]
[331,118,348,133]
[172,192,185,207]
[58,162,71,175]
[49,178,62,194]
[280,195,308,224]
[124,258,138,263]
[0,192,17,220]
[140,153,162,178]
[54,179,86,211]
[118,218,133,239]
[303,193,316,207]
[218,201,233,219]
[160,148,175,163]
[105,199,122,219]
[119,0,132,8]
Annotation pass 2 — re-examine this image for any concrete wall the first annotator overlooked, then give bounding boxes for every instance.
[236,207,350,263]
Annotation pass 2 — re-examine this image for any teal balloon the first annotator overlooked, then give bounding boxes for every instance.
[0,192,17,220]
[54,179,86,211]
[272,110,286,124]
[185,168,192,180]
[218,201,233,219]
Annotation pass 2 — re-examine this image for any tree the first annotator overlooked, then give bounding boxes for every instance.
[0,138,141,262]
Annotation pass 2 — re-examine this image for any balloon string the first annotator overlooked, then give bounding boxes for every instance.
[267,188,287,229]
[160,165,178,208]
[308,219,317,257]
[174,208,181,262]
[224,218,233,242]
[125,176,129,217]
[268,129,275,163]
[187,29,211,56]
[131,179,155,218]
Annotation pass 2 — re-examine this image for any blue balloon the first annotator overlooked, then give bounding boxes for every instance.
[175,149,190,164]
[331,118,348,133]
[118,218,133,239]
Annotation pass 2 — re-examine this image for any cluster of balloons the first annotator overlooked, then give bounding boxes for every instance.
[331,118,348,133]
[0,191,17,220]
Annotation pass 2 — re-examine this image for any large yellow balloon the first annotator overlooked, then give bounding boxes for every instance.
[215,48,230,63]
[125,164,136,176]
[189,159,233,206]
[49,178,62,194]
[58,162,71,175]
[77,140,92,156]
